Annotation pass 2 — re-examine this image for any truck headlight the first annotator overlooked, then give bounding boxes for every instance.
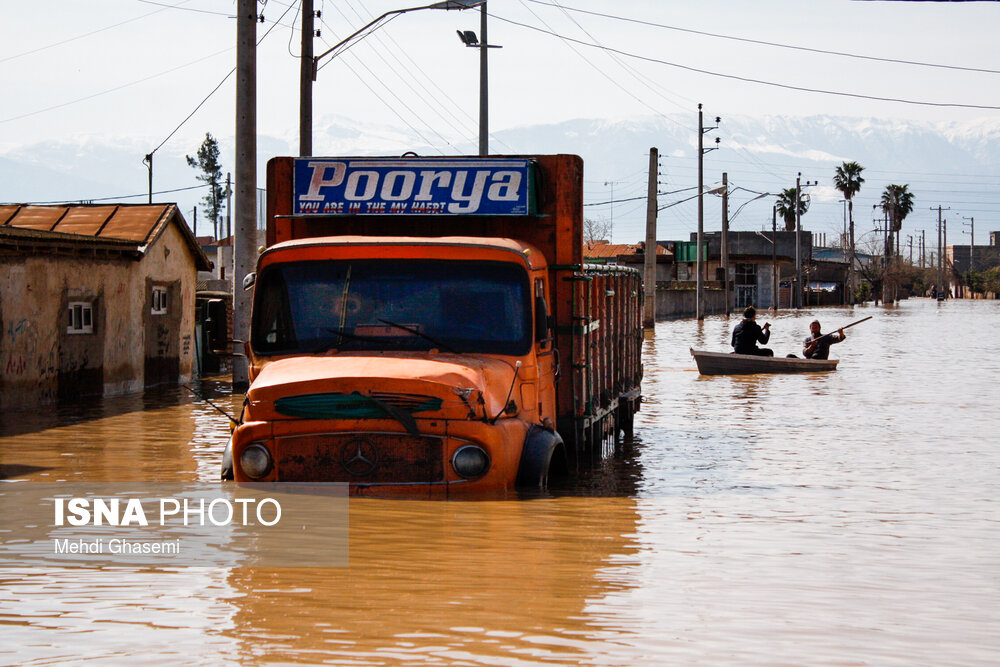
[240,443,273,479]
[451,445,490,479]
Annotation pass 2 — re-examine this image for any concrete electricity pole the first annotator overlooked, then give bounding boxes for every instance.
[721,172,730,315]
[795,173,802,309]
[233,0,257,391]
[963,216,974,272]
[696,103,720,320]
[604,180,621,244]
[931,206,949,300]
[772,203,779,311]
[943,218,948,297]
[643,147,658,328]
[299,0,314,156]
[478,3,488,156]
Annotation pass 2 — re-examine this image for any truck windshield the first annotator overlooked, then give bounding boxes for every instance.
[252,259,532,356]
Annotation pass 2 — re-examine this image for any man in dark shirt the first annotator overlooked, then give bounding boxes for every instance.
[731,306,773,356]
[803,320,845,359]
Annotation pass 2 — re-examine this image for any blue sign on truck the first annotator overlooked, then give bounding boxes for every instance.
[293,158,535,216]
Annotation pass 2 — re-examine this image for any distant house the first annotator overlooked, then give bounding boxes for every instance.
[947,233,1000,274]
[668,231,812,309]
[0,204,210,408]
[583,240,673,282]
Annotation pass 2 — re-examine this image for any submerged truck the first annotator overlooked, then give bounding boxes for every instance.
[227,154,642,496]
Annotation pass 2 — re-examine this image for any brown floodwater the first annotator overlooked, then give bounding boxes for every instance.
[1,298,998,665]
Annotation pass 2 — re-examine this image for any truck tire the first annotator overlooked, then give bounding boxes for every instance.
[516,426,565,489]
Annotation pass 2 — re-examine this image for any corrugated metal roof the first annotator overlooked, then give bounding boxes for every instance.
[53,205,118,236]
[99,205,169,242]
[0,204,210,270]
[3,205,68,231]
[584,242,667,259]
[2,203,171,243]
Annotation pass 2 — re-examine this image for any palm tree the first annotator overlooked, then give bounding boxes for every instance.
[881,184,914,231]
[833,162,865,303]
[879,184,915,304]
[880,184,915,255]
[775,187,809,232]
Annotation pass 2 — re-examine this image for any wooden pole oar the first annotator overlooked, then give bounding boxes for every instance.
[806,316,872,347]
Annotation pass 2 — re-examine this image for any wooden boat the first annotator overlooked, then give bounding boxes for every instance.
[690,348,839,375]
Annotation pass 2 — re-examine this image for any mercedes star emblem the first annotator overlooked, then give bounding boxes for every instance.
[341,438,379,476]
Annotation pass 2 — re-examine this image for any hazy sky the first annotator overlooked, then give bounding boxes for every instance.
[4,1,999,146]
[3,0,1000,242]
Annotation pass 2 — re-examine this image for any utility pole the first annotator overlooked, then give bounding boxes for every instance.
[932,206,948,300]
[604,180,621,243]
[921,229,925,268]
[908,235,913,265]
[226,172,232,240]
[943,218,948,298]
[849,197,856,306]
[963,216,974,273]
[192,207,197,238]
[696,103,720,320]
[795,173,802,309]
[721,172,730,315]
[478,2,488,156]
[144,153,153,204]
[233,0,257,391]
[772,203,779,312]
[643,147,658,328]
[299,0,314,156]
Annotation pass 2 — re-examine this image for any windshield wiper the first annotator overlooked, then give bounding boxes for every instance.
[377,318,457,353]
[311,327,399,354]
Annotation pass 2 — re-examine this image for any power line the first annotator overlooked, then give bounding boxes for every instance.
[320,18,451,155]
[491,14,1000,110]
[0,45,233,126]
[149,0,299,156]
[325,4,476,145]
[511,2,693,132]
[134,0,234,17]
[14,183,209,205]
[538,0,696,118]
[0,1,197,65]
[523,0,1000,76]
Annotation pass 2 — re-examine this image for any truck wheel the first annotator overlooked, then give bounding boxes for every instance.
[516,426,564,489]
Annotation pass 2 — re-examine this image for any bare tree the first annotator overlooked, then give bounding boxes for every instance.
[584,217,612,244]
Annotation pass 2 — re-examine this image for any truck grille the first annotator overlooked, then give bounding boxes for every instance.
[275,432,445,483]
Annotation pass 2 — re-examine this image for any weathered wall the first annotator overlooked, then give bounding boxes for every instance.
[138,222,197,388]
[655,288,728,320]
[0,220,198,408]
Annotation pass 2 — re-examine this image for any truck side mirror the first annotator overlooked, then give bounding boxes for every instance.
[535,295,550,344]
[242,272,256,291]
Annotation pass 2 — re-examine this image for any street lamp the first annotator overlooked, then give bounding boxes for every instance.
[300,0,484,156]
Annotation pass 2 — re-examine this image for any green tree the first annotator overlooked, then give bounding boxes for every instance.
[880,183,914,252]
[775,187,809,232]
[186,132,229,239]
[833,161,865,304]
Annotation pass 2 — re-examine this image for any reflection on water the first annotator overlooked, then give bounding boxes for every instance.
[1,299,998,665]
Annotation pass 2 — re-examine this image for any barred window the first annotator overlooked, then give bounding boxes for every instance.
[67,302,94,334]
[152,286,168,315]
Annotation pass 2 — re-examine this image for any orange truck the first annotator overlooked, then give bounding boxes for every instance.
[224,154,642,496]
